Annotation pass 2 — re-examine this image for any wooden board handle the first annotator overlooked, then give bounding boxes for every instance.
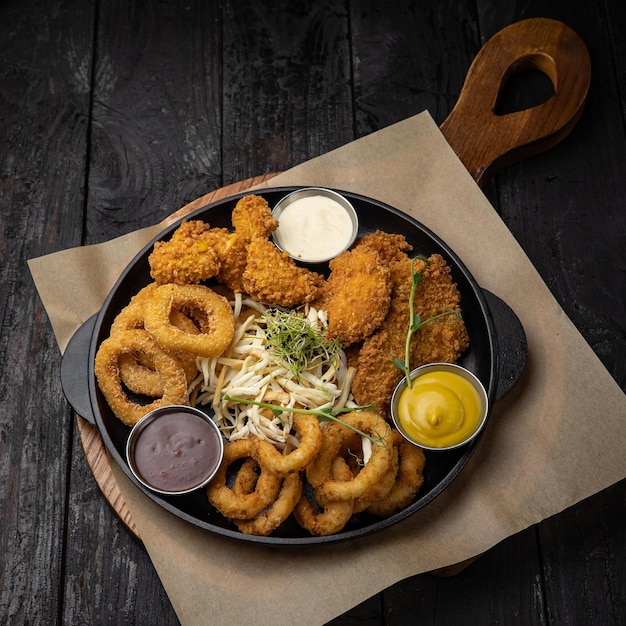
[440,17,591,186]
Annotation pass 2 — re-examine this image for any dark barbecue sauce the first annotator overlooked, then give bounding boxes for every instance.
[133,411,222,492]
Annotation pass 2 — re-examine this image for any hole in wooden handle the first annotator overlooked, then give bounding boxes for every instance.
[495,60,555,116]
[440,18,591,186]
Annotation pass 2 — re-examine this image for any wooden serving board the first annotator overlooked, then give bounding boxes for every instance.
[75,18,590,570]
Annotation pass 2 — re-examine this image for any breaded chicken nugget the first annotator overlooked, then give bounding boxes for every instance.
[148,220,221,285]
[312,246,391,346]
[242,238,324,307]
[231,195,279,241]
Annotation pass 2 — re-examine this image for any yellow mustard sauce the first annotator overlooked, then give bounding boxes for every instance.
[397,370,482,448]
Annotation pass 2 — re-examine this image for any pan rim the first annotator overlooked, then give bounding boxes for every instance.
[87,185,498,546]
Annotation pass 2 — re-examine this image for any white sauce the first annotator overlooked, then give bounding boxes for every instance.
[274,195,355,262]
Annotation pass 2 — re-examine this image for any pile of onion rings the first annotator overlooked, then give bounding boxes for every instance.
[94,282,235,426]
[207,411,425,536]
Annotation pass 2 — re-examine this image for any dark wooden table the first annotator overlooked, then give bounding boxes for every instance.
[2,1,625,624]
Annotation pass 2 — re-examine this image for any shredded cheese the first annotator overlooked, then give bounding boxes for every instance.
[189,297,356,445]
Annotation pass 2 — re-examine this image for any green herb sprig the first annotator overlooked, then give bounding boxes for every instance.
[262,308,341,379]
[223,394,382,444]
[392,256,462,388]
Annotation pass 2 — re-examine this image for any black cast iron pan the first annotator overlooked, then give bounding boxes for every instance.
[62,186,527,546]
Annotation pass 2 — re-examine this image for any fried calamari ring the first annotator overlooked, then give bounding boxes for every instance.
[294,456,355,536]
[367,431,426,517]
[111,284,199,395]
[305,425,345,490]
[206,438,281,520]
[94,329,189,427]
[144,283,235,358]
[250,413,323,474]
[109,283,159,334]
[111,282,200,340]
[117,325,198,395]
[118,352,169,398]
[306,411,394,504]
[233,471,303,536]
[352,441,399,513]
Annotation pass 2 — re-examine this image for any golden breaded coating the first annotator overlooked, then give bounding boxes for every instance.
[312,246,392,346]
[410,253,470,365]
[351,254,413,415]
[148,220,221,285]
[231,195,279,241]
[148,220,251,291]
[351,253,469,417]
[242,238,324,307]
[354,230,413,264]
[196,227,249,293]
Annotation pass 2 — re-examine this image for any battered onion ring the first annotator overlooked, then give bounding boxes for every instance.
[250,413,323,474]
[206,438,281,520]
[120,318,198,393]
[367,431,426,517]
[111,282,199,394]
[294,456,355,536]
[144,283,235,358]
[307,411,394,504]
[352,441,399,513]
[111,282,199,340]
[233,471,303,536]
[109,283,158,334]
[230,458,259,495]
[94,329,189,426]
[118,352,169,398]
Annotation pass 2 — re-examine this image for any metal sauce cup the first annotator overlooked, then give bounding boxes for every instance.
[391,363,489,451]
[272,187,358,263]
[126,405,224,496]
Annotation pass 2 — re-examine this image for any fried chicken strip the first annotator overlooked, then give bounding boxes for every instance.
[354,230,413,264]
[410,253,470,366]
[242,238,325,307]
[351,253,469,417]
[202,228,249,293]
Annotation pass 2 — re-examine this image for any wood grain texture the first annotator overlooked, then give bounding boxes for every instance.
[221,0,354,182]
[87,0,223,241]
[351,0,478,132]
[1,0,625,624]
[0,1,94,623]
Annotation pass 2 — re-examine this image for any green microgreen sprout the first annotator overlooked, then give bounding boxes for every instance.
[261,308,342,380]
[392,256,462,388]
[223,395,384,445]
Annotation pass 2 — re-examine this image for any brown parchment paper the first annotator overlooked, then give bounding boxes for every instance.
[29,111,626,626]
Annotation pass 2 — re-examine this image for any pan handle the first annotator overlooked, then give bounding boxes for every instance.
[481,290,527,402]
[440,17,591,187]
[61,314,97,424]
